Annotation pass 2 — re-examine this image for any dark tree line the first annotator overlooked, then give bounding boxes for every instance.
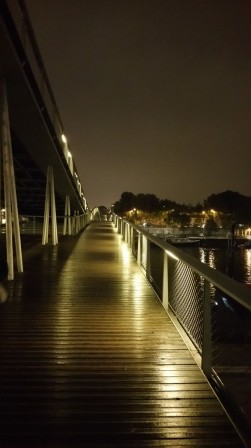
[114,192,177,214]
[114,190,251,224]
[205,191,251,223]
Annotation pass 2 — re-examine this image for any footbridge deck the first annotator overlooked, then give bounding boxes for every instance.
[0,222,244,447]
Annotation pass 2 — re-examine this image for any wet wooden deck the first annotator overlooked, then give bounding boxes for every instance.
[0,222,244,447]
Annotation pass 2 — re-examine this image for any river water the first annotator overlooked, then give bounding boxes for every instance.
[181,246,251,286]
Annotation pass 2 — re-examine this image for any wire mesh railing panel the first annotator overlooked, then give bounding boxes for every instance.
[168,258,204,351]
[116,218,251,440]
[149,242,163,297]
[212,287,250,367]
[212,286,251,429]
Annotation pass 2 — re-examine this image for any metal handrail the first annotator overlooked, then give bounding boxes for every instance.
[114,215,251,443]
[134,223,251,312]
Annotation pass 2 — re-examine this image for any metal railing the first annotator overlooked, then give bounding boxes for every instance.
[114,215,251,443]
[0,213,91,236]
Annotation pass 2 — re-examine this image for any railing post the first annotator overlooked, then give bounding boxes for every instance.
[162,251,169,309]
[137,232,141,266]
[122,221,125,240]
[130,226,134,251]
[201,279,212,377]
[125,222,128,243]
[118,218,121,234]
[146,238,151,281]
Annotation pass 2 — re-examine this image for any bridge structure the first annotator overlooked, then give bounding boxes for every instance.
[0,1,250,447]
[0,0,94,279]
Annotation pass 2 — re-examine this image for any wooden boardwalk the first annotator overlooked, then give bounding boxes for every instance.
[0,222,244,447]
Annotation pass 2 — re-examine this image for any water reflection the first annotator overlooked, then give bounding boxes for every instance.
[243,250,251,286]
[199,248,216,270]
[186,247,251,286]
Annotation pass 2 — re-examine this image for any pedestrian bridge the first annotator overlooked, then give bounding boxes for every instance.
[0,1,250,446]
[0,221,246,447]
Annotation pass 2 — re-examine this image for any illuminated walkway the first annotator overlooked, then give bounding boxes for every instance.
[0,222,244,447]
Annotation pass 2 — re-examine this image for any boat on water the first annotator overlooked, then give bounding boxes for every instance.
[165,237,200,247]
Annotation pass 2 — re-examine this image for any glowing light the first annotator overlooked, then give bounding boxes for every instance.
[61,134,67,144]
[0,208,6,225]
[67,151,72,158]
[165,250,178,261]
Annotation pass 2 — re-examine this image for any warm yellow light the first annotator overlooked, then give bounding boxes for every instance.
[165,250,179,261]
[61,134,67,144]
[67,151,72,158]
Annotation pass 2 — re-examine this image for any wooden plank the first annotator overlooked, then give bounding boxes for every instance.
[0,222,244,447]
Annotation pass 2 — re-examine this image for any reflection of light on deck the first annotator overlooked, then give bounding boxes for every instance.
[121,242,131,265]
[49,262,77,363]
[132,272,144,299]
[131,271,145,332]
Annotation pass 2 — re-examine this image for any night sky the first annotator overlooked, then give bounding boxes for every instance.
[25,0,251,209]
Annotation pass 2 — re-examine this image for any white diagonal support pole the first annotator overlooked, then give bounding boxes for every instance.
[63,195,72,235]
[42,166,50,245]
[1,80,23,279]
[42,166,58,245]
[50,167,58,245]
